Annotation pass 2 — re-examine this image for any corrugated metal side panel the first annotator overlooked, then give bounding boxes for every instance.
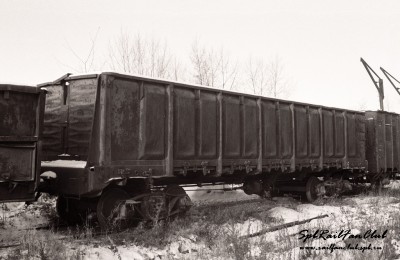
[347,113,357,157]
[365,111,386,173]
[199,91,218,159]
[397,114,400,170]
[376,113,386,171]
[108,78,166,172]
[322,110,334,157]
[280,103,293,159]
[334,111,345,157]
[385,113,394,169]
[0,144,35,181]
[262,100,278,159]
[356,114,366,163]
[394,115,400,170]
[309,108,321,158]
[0,92,38,137]
[294,105,307,158]
[87,78,102,167]
[42,85,64,157]
[243,97,258,158]
[110,78,140,161]
[365,113,377,173]
[222,94,241,158]
[174,87,196,159]
[172,87,219,160]
[67,79,97,157]
[138,83,166,159]
[345,112,366,168]
[97,73,372,179]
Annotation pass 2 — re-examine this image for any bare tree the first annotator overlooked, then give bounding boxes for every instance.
[219,48,239,90]
[108,31,135,73]
[247,57,268,96]
[268,56,290,98]
[107,31,173,79]
[60,28,100,73]
[148,37,170,77]
[63,31,291,97]
[247,55,290,98]
[190,40,218,86]
[190,41,239,90]
[169,57,187,82]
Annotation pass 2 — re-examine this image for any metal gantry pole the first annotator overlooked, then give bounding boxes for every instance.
[380,67,400,96]
[360,58,384,111]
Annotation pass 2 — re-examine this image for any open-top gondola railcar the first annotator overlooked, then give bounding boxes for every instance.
[0,84,46,202]
[1,72,396,229]
[35,72,386,228]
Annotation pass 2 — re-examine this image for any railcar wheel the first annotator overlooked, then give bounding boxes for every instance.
[56,195,86,225]
[141,193,167,223]
[164,185,192,219]
[96,188,135,230]
[305,177,326,202]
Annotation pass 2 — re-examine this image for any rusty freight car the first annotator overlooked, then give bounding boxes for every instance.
[0,84,46,202]
[34,72,380,228]
[366,111,400,181]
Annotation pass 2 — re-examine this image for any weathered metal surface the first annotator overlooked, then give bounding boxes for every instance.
[0,85,45,202]
[110,78,140,161]
[40,72,368,197]
[174,87,197,159]
[261,101,278,158]
[110,79,166,161]
[0,144,35,181]
[393,115,400,171]
[102,73,365,179]
[42,85,65,157]
[42,78,97,160]
[259,100,365,172]
[0,89,38,137]
[309,107,321,158]
[67,79,97,157]
[366,111,400,174]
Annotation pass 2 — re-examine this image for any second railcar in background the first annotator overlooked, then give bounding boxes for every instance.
[0,84,46,203]
[366,111,400,179]
[35,72,389,228]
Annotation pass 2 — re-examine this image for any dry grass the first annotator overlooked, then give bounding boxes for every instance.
[2,186,400,259]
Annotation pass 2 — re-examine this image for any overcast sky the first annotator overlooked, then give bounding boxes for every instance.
[1,0,400,112]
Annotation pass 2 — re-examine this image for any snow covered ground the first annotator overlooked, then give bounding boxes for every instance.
[1,184,400,259]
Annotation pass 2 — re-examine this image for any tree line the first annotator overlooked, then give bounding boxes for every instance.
[67,31,291,98]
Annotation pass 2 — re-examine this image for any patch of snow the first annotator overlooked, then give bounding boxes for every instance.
[1,202,25,212]
[387,180,400,190]
[185,185,258,204]
[41,160,87,168]
[268,207,302,222]
[115,247,145,260]
[82,247,118,260]
[40,171,57,179]
[222,218,264,237]
[296,204,342,218]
